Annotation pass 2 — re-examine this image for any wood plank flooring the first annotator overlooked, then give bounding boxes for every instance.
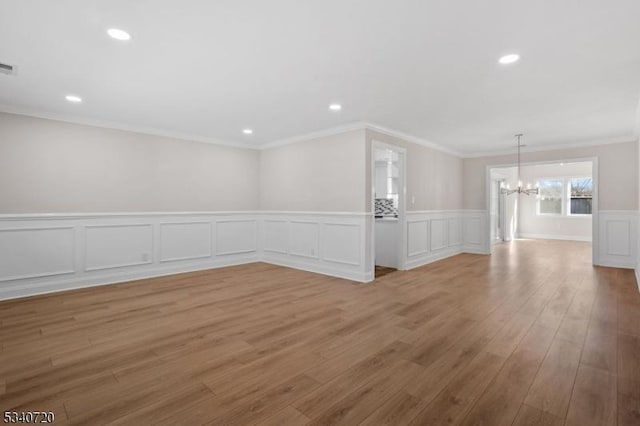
[1,239,639,425]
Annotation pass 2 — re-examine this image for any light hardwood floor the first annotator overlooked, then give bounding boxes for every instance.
[1,240,639,425]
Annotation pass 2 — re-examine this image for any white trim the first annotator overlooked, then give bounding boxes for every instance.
[4,105,640,158]
[371,141,408,270]
[464,136,638,158]
[3,106,637,158]
[261,256,373,283]
[635,266,640,292]
[407,209,475,215]
[364,122,462,157]
[262,121,463,157]
[597,210,638,269]
[518,233,592,242]
[404,246,462,270]
[0,211,374,300]
[0,255,260,301]
[486,157,599,265]
[258,122,368,150]
[0,211,371,221]
[0,106,257,150]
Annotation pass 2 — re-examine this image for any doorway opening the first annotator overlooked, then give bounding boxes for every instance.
[486,158,598,264]
[371,142,406,277]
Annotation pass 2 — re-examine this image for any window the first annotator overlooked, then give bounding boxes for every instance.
[536,176,592,216]
[538,179,564,215]
[569,177,593,215]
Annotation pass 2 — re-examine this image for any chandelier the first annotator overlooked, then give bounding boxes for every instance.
[501,134,539,196]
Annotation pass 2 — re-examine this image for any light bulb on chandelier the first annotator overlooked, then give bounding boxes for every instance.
[501,134,539,196]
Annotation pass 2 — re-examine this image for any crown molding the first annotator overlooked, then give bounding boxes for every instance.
[258,120,464,157]
[361,122,463,157]
[257,122,369,150]
[0,104,258,150]
[2,104,637,158]
[463,135,639,158]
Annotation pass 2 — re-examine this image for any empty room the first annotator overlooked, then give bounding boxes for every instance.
[1,1,640,425]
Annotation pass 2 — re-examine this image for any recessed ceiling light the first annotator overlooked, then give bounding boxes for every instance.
[329,103,342,111]
[498,54,520,64]
[242,129,253,135]
[65,95,82,103]
[107,28,131,41]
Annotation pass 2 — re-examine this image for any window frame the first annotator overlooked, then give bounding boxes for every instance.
[536,177,566,216]
[566,176,593,217]
[535,176,593,217]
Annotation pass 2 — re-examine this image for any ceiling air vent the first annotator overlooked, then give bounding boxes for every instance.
[0,62,16,75]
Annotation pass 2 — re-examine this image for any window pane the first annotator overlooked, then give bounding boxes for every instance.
[539,179,563,214]
[570,178,593,215]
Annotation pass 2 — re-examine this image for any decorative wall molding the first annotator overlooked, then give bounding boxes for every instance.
[5,208,631,300]
[0,226,75,282]
[0,213,260,300]
[159,221,212,263]
[0,211,372,300]
[84,224,153,271]
[597,210,638,268]
[404,210,489,270]
[262,213,370,282]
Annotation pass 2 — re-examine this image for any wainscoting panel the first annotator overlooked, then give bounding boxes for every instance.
[0,213,261,300]
[407,220,429,257]
[289,221,320,259]
[263,220,289,254]
[321,223,360,266]
[430,219,448,251]
[463,211,488,254]
[216,220,257,255]
[405,210,488,270]
[85,224,153,271]
[0,209,497,300]
[0,227,75,282]
[598,211,638,268]
[261,213,371,282]
[448,218,462,247]
[160,222,212,262]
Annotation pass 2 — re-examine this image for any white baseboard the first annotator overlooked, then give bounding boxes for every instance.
[518,233,592,242]
[0,254,259,301]
[405,247,463,270]
[262,255,373,283]
[462,246,492,255]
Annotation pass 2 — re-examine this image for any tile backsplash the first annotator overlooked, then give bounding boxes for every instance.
[375,198,398,217]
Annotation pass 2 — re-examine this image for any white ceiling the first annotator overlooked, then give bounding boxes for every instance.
[1,0,640,154]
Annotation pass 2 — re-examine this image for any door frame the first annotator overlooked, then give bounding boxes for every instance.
[371,140,407,271]
[485,156,599,265]
[489,171,507,243]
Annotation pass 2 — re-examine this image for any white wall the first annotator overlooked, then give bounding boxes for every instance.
[463,140,638,210]
[365,129,463,212]
[259,130,367,212]
[518,162,593,241]
[0,113,260,213]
